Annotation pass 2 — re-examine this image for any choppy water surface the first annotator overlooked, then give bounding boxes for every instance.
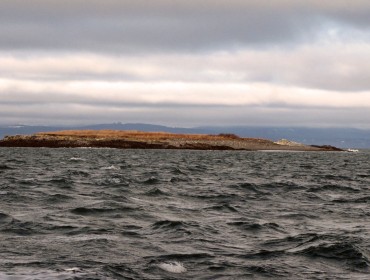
[0,148,369,279]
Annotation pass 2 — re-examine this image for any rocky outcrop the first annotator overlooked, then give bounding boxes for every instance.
[310,145,344,151]
[0,130,344,151]
[275,139,305,147]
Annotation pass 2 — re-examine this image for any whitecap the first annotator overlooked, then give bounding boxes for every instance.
[158,261,187,274]
[110,178,121,184]
[101,165,119,170]
[69,157,85,161]
[65,267,83,273]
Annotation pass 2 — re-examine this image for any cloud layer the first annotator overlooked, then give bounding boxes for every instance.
[1,0,370,52]
[0,1,369,127]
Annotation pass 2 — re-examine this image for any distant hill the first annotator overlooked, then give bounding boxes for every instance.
[0,123,203,142]
[1,123,369,148]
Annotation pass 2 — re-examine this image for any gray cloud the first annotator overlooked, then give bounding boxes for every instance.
[1,1,370,128]
[1,45,370,92]
[1,1,370,53]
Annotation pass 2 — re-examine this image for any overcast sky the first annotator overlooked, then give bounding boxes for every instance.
[1,0,370,128]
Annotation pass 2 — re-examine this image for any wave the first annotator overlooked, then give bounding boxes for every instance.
[67,170,90,177]
[144,188,167,196]
[0,268,90,280]
[65,226,113,236]
[298,242,369,268]
[262,233,321,249]
[158,261,187,273]
[70,205,138,216]
[98,176,130,186]
[245,265,288,277]
[150,220,196,237]
[227,220,283,232]
[120,230,141,238]
[261,181,302,191]
[324,174,354,181]
[356,173,369,178]
[0,219,39,236]
[1,148,369,279]
[333,196,370,203]
[48,178,73,188]
[204,203,238,213]
[103,263,141,279]
[45,193,74,203]
[229,182,270,195]
[142,177,160,185]
[18,178,37,185]
[307,184,361,193]
[186,193,239,201]
[0,164,13,170]
[278,212,318,219]
[5,158,26,164]
[69,157,85,161]
[241,249,285,259]
[260,233,369,269]
[149,252,214,262]
[101,165,119,170]
[170,176,191,183]
[170,167,187,175]
[152,220,187,230]
[0,212,13,224]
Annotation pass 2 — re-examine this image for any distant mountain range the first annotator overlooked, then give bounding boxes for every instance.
[1,123,370,148]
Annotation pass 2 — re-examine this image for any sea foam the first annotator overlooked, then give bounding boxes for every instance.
[69,157,85,161]
[158,262,187,273]
[101,165,119,170]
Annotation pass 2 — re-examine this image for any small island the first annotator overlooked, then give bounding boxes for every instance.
[0,130,343,151]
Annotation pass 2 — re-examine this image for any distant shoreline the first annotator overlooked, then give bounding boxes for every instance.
[0,130,344,151]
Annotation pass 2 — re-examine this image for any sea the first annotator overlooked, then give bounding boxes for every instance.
[0,147,369,279]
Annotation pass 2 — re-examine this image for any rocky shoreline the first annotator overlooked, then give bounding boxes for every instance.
[0,130,343,151]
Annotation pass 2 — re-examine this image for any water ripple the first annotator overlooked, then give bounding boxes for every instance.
[0,148,368,279]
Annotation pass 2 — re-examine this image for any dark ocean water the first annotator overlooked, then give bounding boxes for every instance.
[0,148,369,279]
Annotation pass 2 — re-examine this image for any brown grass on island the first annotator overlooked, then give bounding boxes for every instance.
[37,130,271,143]
[1,129,344,151]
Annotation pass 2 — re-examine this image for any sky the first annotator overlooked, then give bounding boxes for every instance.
[1,0,370,128]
